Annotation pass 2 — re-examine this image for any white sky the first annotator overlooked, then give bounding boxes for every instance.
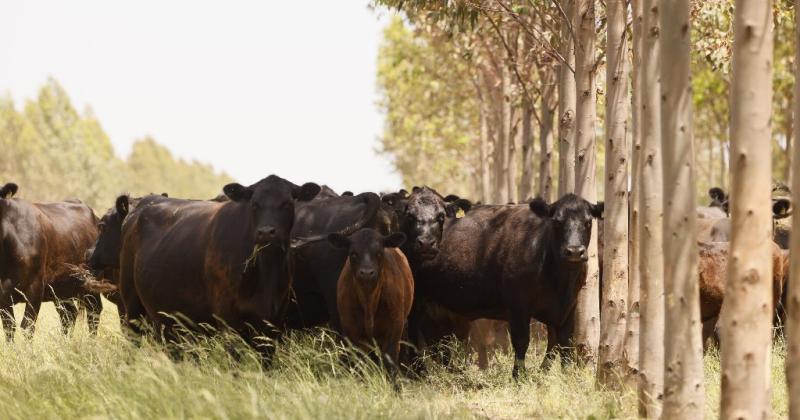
[0,0,403,193]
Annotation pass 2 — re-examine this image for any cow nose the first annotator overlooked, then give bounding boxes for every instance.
[358,268,377,279]
[565,245,587,259]
[416,237,435,248]
[256,226,277,243]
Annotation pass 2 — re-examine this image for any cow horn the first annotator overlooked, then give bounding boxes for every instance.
[290,192,381,249]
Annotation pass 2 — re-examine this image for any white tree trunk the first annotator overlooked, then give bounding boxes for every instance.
[720,0,774,417]
[558,0,577,198]
[787,2,800,415]
[539,80,556,202]
[659,0,705,416]
[597,0,630,387]
[624,0,643,391]
[573,0,600,366]
[638,0,664,416]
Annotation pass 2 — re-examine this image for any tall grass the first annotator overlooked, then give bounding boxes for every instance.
[0,302,788,419]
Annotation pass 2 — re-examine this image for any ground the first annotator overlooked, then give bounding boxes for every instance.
[0,301,788,419]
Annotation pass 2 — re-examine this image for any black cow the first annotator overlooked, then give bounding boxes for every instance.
[286,191,394,330]
[411,194,602,378]
[118,175,319,354]
[0,183,100,340]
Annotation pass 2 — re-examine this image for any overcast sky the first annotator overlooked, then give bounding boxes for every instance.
[0,1,402,193]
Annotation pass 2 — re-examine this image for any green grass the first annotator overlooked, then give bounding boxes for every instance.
[0,301,789,419]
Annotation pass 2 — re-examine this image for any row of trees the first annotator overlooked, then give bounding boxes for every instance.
[376,0,796,417]
[0,78,232,211]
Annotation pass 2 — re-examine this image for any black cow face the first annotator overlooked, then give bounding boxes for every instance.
[401,187,471,260]
[530,194,603,263]
[709,187,729,215]
[88,195,130,270]
[224,175,320,248]
[0,183,18,199]
[328,229,405,285]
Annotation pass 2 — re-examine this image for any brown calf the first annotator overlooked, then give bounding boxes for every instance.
[329,229,413,373]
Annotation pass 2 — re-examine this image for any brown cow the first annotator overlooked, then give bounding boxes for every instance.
[0,183,100,340]
[698,241,786,348]
[328,228,413,377]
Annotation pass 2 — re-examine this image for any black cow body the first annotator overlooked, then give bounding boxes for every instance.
[118,175,319,353]
[286,192,394,330]
[410,194,602,378]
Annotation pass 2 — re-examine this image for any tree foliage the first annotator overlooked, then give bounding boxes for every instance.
[0,78,233,211]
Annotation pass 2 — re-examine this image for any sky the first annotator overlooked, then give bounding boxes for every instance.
[0,0,403,193]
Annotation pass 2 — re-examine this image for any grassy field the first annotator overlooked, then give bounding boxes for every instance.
[0,301,788,419]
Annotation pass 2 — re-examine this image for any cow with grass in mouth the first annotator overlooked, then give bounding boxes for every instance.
[117,175,319,358]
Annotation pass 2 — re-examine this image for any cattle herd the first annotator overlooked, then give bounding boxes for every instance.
[0,175,791,383]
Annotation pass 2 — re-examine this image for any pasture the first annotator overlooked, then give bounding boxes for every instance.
[0,300,788,419]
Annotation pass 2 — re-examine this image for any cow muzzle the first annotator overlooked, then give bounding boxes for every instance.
[415,237,439,260]
[255,226,281,246]
[564,245,587,262]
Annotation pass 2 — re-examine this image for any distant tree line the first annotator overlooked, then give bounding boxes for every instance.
[0,78,233,211]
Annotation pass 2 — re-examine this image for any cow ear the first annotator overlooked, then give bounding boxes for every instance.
[383,232,406,248]
[160,192,169,197]
[412,186,422,193]
[446,198,472,218]
[224,183,253,202]
[342,191,354,197]
[115,195,130,218]
[399,189,409,197]
[293,182,321,202]
[709,187,726,203]
[591,202,605,219]
[529,197,552,218]
[381,195,395,206]
[773,198,792,219]
[0,183,18,199]
[327,233,350,249]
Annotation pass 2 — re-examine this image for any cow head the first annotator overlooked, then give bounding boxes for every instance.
[400,187,471,260]
[0,183,18,199]
[529,194,603,263]
[708,187,729,215]
[224,175,320,248]
[329,229,406,284]
[88,195,131,270]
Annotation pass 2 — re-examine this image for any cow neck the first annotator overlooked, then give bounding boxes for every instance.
[542,219,587,328]
[353,262,385,338]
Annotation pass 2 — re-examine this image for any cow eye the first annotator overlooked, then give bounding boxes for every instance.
[437,213,445,222]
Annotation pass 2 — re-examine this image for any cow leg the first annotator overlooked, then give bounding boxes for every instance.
[56,299,80,335]
[20,283,44,338]
[540,325,559,370]
[0,295,15,342]
[403,299,427,377]
[509,308,531,380]
[83,292,102,335]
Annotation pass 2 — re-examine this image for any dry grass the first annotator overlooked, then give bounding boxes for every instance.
[0,301,788,419]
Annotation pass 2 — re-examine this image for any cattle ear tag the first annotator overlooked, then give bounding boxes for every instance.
[456,209,465,219]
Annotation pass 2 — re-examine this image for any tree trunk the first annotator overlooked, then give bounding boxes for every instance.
[558,0,577,197]
[493,69,508,205]
[506,28,519,204]
[573,0,600,366]
[638,0,664,415]
[597,0,630,387]
[719,137,726,190]
[660,0,705,416]
[787,3,800,415]
[786,94,793,185]
[479,105,492,204]
[539,80,556,202]
[624,0,643,391]
[519,96,535,201]
[720,0,774,417]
